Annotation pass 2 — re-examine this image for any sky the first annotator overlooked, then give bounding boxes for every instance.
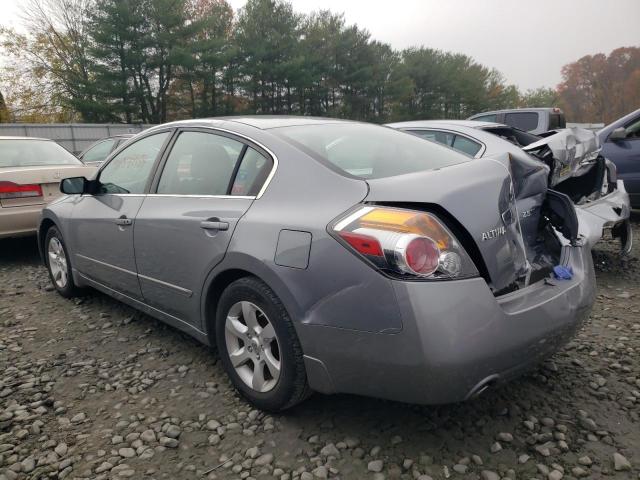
[2,0,639,91]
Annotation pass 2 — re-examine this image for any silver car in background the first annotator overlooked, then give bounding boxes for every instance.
[388,120,632,255]
[39,117,595,411]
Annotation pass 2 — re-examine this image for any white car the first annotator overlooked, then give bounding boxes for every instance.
[388,120,632,254]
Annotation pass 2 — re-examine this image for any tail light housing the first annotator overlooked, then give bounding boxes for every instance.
[331,205,478,280]
[0,181,43,200]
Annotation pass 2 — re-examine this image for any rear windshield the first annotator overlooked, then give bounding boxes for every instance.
[504,112,539,132]
[0,139,81,168]
[273,123,469,179]
[548,113,565,130]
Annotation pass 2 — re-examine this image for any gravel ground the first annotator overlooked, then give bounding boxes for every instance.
[1,215,639,480]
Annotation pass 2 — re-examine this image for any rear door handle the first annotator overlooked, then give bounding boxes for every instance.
[115,216,132,226]
[200,220,229,231]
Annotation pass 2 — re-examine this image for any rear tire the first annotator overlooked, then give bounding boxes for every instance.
[44,226,81,298]
[215,277,311,411]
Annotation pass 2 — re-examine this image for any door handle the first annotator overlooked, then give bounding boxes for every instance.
[200,220,229,231]
[115,216,133,226]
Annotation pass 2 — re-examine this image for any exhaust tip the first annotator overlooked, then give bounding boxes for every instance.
[465,374,500,400]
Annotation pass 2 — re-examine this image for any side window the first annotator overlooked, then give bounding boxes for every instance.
[82,139,115,163]
[471,114,497,123]
[157,132,243,195]
[504,112,539,132]
[410,130,454,147]
[231,147,273,196]
[99,132,169,194]
[452,135,482,157]
[548,113,565,130]
[624,117,640,139]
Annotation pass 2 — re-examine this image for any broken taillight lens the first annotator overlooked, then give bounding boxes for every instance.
[0,181,43,200]
[331,205,478,280]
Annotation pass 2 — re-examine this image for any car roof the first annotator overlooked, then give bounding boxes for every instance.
[471,107,559,116]
[0,136,53,141]
[162,116,356,130]
[386,120,508,130]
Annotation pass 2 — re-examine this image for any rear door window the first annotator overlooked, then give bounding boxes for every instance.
[504,112,539,132]
[157,132,244,196]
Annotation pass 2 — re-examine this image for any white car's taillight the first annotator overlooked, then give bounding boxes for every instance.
[0,181,43,200]
[331,205,478,280]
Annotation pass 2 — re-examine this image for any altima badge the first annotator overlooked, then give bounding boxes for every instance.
[481,226,506,241]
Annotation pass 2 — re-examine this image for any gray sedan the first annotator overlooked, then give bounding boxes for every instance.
[388,120,632,255]
[39,117,595,411]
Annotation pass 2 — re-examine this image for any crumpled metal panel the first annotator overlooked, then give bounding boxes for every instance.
[523,127,601,186]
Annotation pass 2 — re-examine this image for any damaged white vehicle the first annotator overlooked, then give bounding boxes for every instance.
[387,120,632,255]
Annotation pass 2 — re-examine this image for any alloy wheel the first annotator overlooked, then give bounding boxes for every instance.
[48,237,68,289]
[224,301,281,393]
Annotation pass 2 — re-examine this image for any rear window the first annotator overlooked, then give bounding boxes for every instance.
[504,112,539,132]
[273,123,469,179]
[0,139,81,168]
[548,113,565,130]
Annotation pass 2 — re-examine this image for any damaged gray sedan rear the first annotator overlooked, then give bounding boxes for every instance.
[40,117,595,410]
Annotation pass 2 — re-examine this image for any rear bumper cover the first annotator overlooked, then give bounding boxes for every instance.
[0,205,42,239]
[576,180,632,254]
[301,244,595,404]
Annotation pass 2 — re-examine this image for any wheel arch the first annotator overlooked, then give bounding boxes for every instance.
[37,217,58,264]
[200,253,302,342]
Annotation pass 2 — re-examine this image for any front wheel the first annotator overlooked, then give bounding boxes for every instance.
[215,277,310,411]
[44,226,82,298]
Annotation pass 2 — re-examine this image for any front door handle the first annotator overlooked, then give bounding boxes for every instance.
[115,216,132,226]
[200,220,229,231]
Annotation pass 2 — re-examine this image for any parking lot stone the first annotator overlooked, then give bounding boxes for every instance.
[1,224,639,479]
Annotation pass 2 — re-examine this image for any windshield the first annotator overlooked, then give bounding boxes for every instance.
[273,123,469,179]
[0,139,81,168]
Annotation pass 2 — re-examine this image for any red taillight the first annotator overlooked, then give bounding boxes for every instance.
[339,231,383,257]
[404,237,440,275]
[331,206,479,280]
[0,181,43,200]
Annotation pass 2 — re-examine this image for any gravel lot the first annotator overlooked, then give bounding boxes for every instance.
[1,215,639,480]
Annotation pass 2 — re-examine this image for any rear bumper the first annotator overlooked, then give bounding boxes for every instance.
[0,205,43,239]
[576,180,632,254]
[301,244,595,404]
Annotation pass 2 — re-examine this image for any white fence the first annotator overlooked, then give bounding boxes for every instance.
[0,123,153,154]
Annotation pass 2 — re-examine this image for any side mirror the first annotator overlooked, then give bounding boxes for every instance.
[609,127,627,141]
[60,177,88,195]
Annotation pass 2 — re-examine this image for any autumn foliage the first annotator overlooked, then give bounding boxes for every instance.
[557,47,640,124]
